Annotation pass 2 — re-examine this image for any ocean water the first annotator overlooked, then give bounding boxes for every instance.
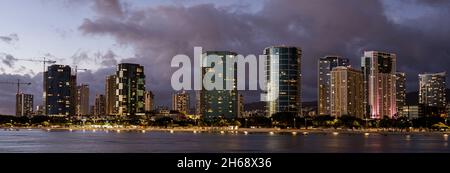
[0,129,449,153]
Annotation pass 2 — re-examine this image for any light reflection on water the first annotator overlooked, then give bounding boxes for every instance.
[0,129,449,153]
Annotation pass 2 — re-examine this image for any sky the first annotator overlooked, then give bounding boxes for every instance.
[0,0,450,115]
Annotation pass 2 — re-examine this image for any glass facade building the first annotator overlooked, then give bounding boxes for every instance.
[44,65,76,116]
[264,46,302,117]
[115,63,146,116]
[198,51,238,120]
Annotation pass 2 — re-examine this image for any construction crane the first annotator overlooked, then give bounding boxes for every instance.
[0,79,31,94]
[74,66,88,75]
[74,66,88,85]
[13,57,56,74]
[13,57,56,107]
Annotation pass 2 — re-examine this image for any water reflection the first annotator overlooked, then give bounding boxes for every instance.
[0,130,449,153]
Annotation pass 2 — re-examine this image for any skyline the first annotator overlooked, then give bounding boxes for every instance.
[1,0,450,114]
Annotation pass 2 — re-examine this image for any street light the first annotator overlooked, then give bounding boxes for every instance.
[271,118,273,128]
[245,118,248,128]
[293,117,296,129]
[364,118,369,130]
[304,117,307,129]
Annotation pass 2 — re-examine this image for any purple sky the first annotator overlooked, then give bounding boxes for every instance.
[1,0,450,115]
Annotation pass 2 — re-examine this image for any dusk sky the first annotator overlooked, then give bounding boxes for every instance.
[1,0,450,115]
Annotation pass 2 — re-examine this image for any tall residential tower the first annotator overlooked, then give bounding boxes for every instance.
[197,51,238,120]
[76,84,90,116]
[361,51,397,119]
[115,63,146,116]
[396,72,406,117]
[419,72,447,108]
[44,65,76,116]
[264,46,302,117]
[105,75,117,116]
[330,66,364,118]
[172,90,190,114]
[16,93,33,116]
[318,56,349,115]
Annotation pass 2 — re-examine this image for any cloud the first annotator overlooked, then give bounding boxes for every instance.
[0,33,19,44]
[0,53,17,68]
[95,50,118,67]
[2,0,450,114]
[79,0,450,105]
[0,73,42,115]
[71,50,91,65]
[76,67,115,105]
[93,0,124,17]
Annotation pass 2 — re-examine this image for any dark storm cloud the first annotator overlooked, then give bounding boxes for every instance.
[73,0,450,105]
[409,0,450,6]
[0,33,19,44]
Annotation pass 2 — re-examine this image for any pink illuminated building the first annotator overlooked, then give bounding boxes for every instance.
[361,51,397,119]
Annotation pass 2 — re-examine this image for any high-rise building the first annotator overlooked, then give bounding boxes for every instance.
[404,105,420,120]
[419,72,447,108]
[238,94,244,118]
[318,56,350,115]
[144,90,154,112]
[44,65,76,116]
[105,75,117,116]
[172,90,190,114]
[76,84,90,116]
[35,105,45,116]
[396,72,407,117]
[195,91,202,116]
[330,66,364,118]
[115,63,146,116]
[197,51,238,120]
[264,46,302,117]
[89,105,95,116]
[361,51,397,119]
[16,93,33,116]
[94,94,106,116]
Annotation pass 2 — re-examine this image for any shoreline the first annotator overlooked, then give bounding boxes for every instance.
[2,126,449,136]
